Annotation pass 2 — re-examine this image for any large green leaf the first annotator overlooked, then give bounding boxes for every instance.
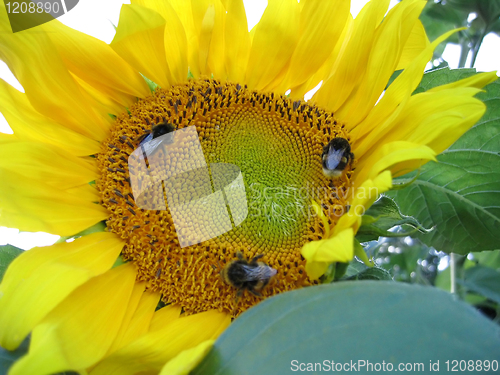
[0,245,23,282]
[388,72,500,254]
[193,282,500,375]
[458,265,500,304]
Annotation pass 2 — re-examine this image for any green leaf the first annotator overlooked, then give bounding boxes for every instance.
[355,196,427,243]
[192,282,500,375]
[343,259,370,277]
[388,75,500,255]
[475,0,500,26]
[447,0,481,13]
[473,250,500,269]
[413,67,477,94]
[0,245,23,282]
[458,265,500,304]
[141,74,160,92]
[426,0,469,26]
[420,1,467,36]
[419,0,465,61]
[342,264,392,281]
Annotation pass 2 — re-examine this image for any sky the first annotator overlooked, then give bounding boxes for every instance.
[0,0,499,250]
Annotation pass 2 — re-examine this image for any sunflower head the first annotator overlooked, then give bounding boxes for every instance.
[98,78,354,315]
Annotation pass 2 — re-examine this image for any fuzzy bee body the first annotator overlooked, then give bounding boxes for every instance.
[221,252,277,297]
[137,122,176,156]
[321,137,354,178]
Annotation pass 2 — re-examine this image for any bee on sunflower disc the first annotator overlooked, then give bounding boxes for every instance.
[137,121,176,156]
[321,137,354,178]
[221,251,277,298]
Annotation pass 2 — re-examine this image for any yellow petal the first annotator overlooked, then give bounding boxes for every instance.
[0,132,14,143]
[410,100,486,156]
[311,200,330,238]
[389,88,482,149]
[224,0,250,82]
[336,0,426,126]
[9,263,137,375]
[0,8,110,141]
[244,0,300,90]
[163,6,189,84]
[198,1,226,78]
[288,13,353,99]
[130,0,189,84]
[89,310,230,375]
[302,228,354,280]
[375,143,436,178]
[0,79,100,156]
[303,259,330,281]
[0,141,97,190]
[160,340,214,375]
[335,171,393,235]
[71,73,126,116]
[171,0,201,77]
[149,304,182,332]
[66,183,100,203]
[134,0,205,79]
[352,29,459,145]
[0,232,124,350]
[395,20,429,71]
[43,19,150,105]
[283,0,350,89]
[354,141,436,186]
[354,84,487,177]
[198,4,215,75]
[0,169,108,236]
[313,0,390,111]
[190,0,213,71]
[111,4,171,88]
[107,285,161,355]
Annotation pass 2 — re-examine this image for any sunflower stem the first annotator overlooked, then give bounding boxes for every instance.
[450,253,457,294]
[458,42,470,68]
[469,27,488,68]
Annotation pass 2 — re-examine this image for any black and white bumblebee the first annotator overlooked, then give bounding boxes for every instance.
[321,137,354,178]
[137,122,176,156]
[221,251,277,298]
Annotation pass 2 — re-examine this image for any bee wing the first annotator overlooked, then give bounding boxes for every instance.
[240,264,276,281]
[140,137,166,157]
[139,133,153,145]
[136,133,153,144]
[324,148,345,170]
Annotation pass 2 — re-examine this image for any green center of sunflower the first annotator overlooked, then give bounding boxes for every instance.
[97,79,353,315]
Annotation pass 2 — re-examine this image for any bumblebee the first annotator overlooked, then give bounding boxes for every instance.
[221,251,277,298]
[137,121,176,156]
[321,137,354,178]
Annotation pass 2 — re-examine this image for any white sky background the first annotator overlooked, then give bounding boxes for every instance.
[0,0,499,250]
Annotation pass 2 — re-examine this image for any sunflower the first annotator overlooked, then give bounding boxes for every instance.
[0,0,496,373]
